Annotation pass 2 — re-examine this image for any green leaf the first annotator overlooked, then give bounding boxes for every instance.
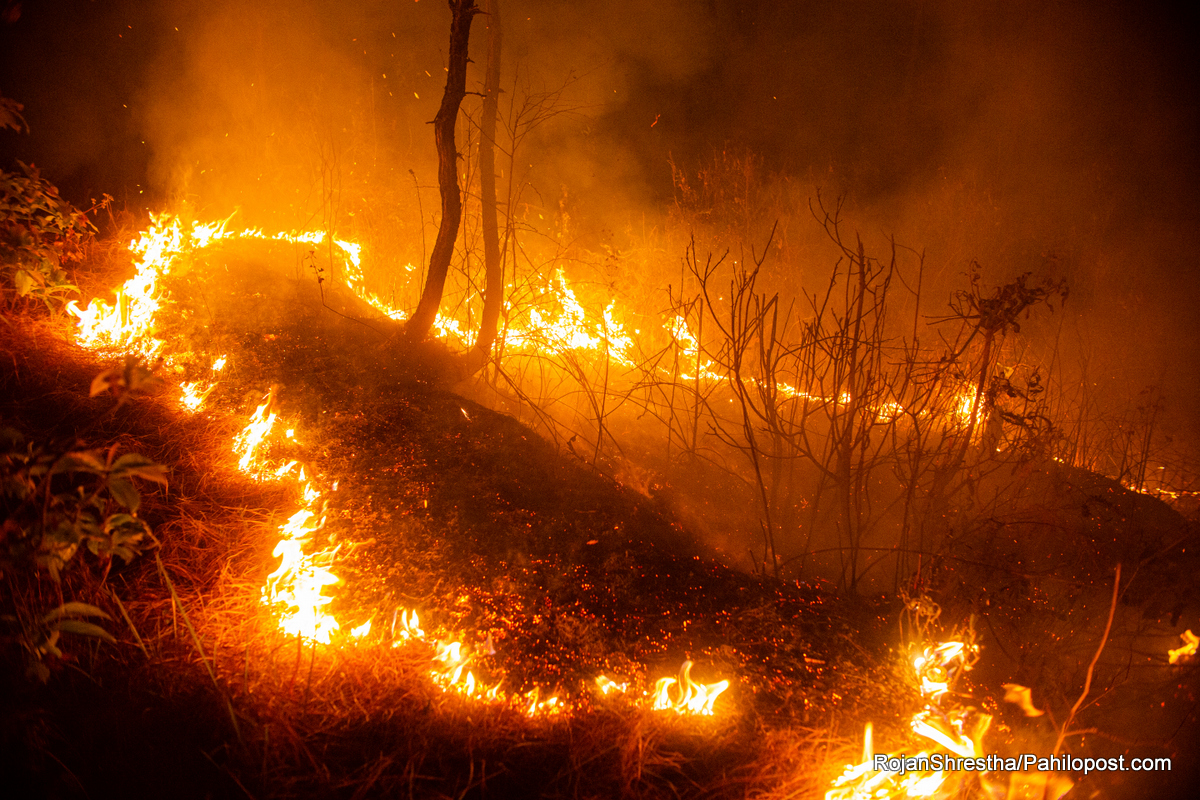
[41,601,113,623]
[111,453,169,483]
[55,450,105,475]
[72,513,103,539]
[13,268,34,296]
[55,619,116,643]
[104,512,144,533]
[38,540,79,578]
[107,476,140,512]
[111,544,139,563]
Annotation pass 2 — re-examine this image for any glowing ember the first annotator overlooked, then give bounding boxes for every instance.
[1169,629,1199,664]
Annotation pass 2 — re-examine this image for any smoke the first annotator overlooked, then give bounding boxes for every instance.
[2,0,1197,446]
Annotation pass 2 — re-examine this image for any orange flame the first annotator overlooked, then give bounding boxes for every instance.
[1169,629,1199,664]
[826,639,982,800]
[650,660,730,716]
[595,675,630,696]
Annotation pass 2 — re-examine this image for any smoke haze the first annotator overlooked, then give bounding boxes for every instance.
[2,0,1198,444]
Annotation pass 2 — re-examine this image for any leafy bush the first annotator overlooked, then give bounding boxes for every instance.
[0,161,105,311]
[0,428,167,680]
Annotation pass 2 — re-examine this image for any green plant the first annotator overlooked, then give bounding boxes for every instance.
[90,355,166,408]
[12,600,117,682]
[0,161,106,311]
[0,427,167,679]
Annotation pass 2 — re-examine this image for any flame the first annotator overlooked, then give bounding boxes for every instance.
[1001,683,1044,717]
[1169,629,1199,664]
[261,469,341,644]
[650,660,730,716]
[955,390,977,424]
[391,607,425,643]
[67,213,994,460]
[523,686,562,717]
[909,711,979,759]
[595,675,630,696]
[826,639,981,800]
[233,389,279,475]
[179,355,228,412]
[179,381,212,411]
[68,215,186,356]
[826,634,1074,800]
[65,216,345,644]
[913,641,970,702]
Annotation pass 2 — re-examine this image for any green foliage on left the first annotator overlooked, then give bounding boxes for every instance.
[0,428,167,680]
[0,161,106,312]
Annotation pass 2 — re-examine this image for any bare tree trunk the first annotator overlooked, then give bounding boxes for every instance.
[466,0,503,372]
[406,0,477,342]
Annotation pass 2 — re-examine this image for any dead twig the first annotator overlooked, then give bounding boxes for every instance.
[1054,562,1121,754]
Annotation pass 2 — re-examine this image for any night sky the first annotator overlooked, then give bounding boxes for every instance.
[3,0,1198,445]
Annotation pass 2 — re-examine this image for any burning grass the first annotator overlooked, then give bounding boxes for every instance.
[4,210,1200,800]
[0,297,904,799]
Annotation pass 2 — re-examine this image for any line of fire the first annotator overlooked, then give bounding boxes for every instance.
[2,2,1198,799]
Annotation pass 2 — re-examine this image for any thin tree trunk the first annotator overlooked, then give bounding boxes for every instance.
[406,0,478,342]
[466,0,503,372]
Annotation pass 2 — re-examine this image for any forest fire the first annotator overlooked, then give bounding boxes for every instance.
[36,180,1192,800]
[62,213,744,716]
[6,3,1200,796]
[59,208,1197,740]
